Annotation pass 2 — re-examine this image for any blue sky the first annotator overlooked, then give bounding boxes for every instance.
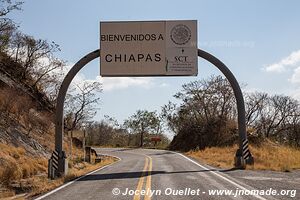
[9,0,300,127]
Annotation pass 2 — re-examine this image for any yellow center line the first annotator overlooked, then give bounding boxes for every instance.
[133,157,149,200]
[144,156,152,200]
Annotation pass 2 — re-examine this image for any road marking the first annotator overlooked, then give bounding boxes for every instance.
[133,157,149,200]
[176,153,267,200]
[116,150,153,200]
[34,156,121,200]
[242,176,283,181]
[145,156,152,200]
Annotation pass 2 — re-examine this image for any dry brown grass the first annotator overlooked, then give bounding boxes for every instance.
[0,142,117,199]
[0,143,48,199]
[64,157,116,182]
[0,143,48,187]
[0,88,33,119]
[29,157,117,198]
[186,141,300,171]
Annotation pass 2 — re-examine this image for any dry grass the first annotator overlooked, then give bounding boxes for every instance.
[0,87,55,152]
[0,143,48,199]
[0,143,48,186]
[64,157,116,182]
[186,141,300,171]
[0,143,117,199]
[29,157,117,198]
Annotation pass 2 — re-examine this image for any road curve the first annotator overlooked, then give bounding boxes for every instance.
[35,148,299,200]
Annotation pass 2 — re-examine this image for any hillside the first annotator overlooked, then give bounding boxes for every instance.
[0,54,57,197]
[0,52,55,156]
[0,50,119,199]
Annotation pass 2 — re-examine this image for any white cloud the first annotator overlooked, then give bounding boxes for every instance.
[48,62,88,93]
[264,63,286,73]
[288,66,300,100]
[289,66,300,84]
[159,83,169,88]
[292,89,300,100]
[243,87,263,94]
[51,63,166,92]
[264,50,300,73]
[96,76,155,91]
[261,50,300,100]
[53,62,87,86]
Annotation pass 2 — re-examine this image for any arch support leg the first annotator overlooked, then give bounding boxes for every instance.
[197,49,254,168]
[48,49,100,179]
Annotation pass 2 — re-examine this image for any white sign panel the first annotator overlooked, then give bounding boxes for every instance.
[100,20,197,76]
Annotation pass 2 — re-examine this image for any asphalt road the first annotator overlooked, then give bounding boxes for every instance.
[35,148,299,200]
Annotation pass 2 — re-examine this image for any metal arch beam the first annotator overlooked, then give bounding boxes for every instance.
[197,49,246,146]
[54,49,100,176]
[198,49,253,166]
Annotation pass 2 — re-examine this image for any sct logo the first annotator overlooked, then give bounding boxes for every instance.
[175,56,188,62]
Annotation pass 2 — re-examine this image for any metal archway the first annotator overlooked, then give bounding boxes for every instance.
[49,49,253,178]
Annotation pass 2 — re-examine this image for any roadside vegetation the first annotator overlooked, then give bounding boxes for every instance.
[0,1,115,199]
[164,76,300,171]
[29,157,116,199]
[163,76,300,151]
[83,114,170,149]
[187,140,300,172]
[0,143,117,199]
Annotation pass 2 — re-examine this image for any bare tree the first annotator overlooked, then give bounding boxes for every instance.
[0,20,16,52]
[9,33,60,80]
[174,75,235,124]
[64,81,102,157]
[245,92,268,129]
[161,101,180,134]
[32,57,65,87]
[0,0,23,17]
[0,0,23,52]
[165,76,239,151]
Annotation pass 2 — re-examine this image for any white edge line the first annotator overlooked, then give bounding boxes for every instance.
[34,156,121,200]
[176,152,267,200]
